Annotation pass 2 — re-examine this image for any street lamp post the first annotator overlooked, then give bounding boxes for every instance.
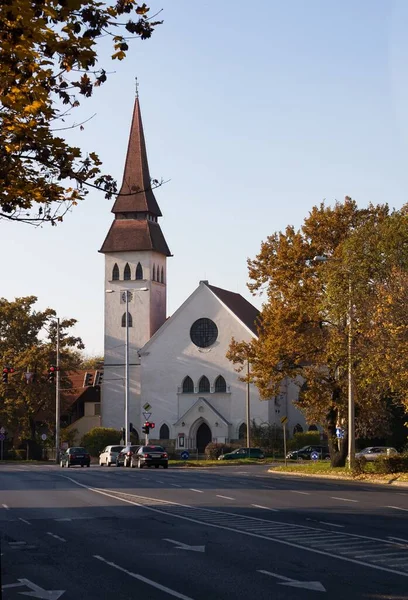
[314,256,355,469]
[106,287,148,447]
[246,359,251,449]
[55,317,60,464]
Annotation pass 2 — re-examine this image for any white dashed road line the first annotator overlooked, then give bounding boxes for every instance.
[171,484,182,488]
[331,497,359,503]
[290,491,310,495]
[2,504,10,510]
[251,504,279,512]
[190,489,204,493]
[216,495,235,500]
[386,506,408,512]
[18,518,31,525]
[94,555,194,600]
[319,522,345,528]
[388,537,408,544]
[47,532,66,542]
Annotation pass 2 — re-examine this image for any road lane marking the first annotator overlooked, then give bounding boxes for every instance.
[55,518,72,522]
[319,522,345,528]
[18,518,31,525]
[61,475,408,578]
[258,570,326,592]
[156,480,165,484]
[388,537,408,544]
[171,484,182,487]
[290,491,310,495]
[331,497,359,503]
[251,504,279,512]
[216,495,235,500]
[386,506,408,512]
[94,555,194,599]
[190,489,203,493]
[47,532,66,542]
[2,504,9,510]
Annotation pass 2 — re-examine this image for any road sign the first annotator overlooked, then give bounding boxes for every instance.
[0,433,5,441]
[0,426,5,434]
[180,451,190,460]
[143,412,151,420]
[143,402,152,411]
[280,416,288,425]
[41,433,47,441]
[310,451,319,461]
[336,427,345,439]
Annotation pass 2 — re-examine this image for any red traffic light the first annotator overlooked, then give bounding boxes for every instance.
[150,422,155,429]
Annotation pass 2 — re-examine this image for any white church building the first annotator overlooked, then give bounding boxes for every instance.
[100,95,306,452]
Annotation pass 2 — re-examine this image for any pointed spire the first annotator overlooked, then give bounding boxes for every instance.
[111,94,162,216]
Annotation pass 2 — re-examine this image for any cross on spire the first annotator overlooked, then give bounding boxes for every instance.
[135,77,139,98]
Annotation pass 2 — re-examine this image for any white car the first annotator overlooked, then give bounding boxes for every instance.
[99,445,124,467]
[355,446,398,461]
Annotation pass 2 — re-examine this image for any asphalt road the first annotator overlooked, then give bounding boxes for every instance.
[1,463,408,600]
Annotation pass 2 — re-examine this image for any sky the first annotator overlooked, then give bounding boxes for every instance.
[2,0,408,356]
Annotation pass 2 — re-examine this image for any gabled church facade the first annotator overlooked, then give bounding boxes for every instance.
[100,95,306,450]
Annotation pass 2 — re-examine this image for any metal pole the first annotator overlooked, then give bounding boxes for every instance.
[55,317,60,463]
[246,360,251,451]
[348,277,355,469]
[283,423,287,466]
[125,291,130,447]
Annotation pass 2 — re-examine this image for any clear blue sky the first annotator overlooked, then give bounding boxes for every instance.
[1,0,408,355]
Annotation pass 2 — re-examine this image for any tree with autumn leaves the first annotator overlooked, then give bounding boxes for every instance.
[227,198,408,466]
[0,0,162,225]
[0,296,84,457]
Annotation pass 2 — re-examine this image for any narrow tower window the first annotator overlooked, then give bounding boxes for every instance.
[121,312,133,327]
[136,262,143,280]
[152,264,156,281]
[112,263,119,281]
[124,263,131,281]
[198,376,210,393]
[161,266,164,284]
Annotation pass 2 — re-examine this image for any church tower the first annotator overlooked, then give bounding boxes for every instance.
[99,94,171,433]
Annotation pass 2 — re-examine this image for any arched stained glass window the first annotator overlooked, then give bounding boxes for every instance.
[214,375,227,393]
[182,376,194,393]
[160,424,170,440]
[112,263,119,281]
[124,263,131,281]
[198,375,210,393]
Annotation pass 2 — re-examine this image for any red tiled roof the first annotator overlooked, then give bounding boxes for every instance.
[111,97,162,216]
[206,283,260,335]
[99,219,171,256]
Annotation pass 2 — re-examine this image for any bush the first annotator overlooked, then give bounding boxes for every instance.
[7,448,26,460]
[373,453,408,474]
[250,422,284,454]
[352,456,367,476]
[204,443,237,460]
[80,427,122,457]
[287,431,321,451]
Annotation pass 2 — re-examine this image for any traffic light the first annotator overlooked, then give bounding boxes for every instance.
[48,365,57,383]
[142,422,150,434]
[83,372,94,387]
[121,427,126,441]
[94,371,103,386]
[150,422,155,430]
[2,367,15,384]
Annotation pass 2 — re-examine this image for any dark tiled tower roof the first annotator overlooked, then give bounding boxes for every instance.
[100,96,171,255]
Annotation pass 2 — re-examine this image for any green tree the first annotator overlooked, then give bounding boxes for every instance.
[227,199,408,467]
[0,0,162,225]
[0,296,84,455]
[81,426,121,456]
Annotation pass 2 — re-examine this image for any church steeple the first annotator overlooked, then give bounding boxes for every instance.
[111,96,162,217]
[100,94,171,256]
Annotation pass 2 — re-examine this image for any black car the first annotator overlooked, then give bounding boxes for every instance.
[133,445,168,469]
[286,445,330,461]
[116,445,140,467]
[60,447,90,468]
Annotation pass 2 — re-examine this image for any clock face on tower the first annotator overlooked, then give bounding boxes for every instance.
[190,318,218,348]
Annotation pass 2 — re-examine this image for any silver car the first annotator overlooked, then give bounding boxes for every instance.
[355,446,398,461]
[99,445,124,467]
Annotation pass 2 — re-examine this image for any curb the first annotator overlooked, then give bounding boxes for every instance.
[267,468,408,487]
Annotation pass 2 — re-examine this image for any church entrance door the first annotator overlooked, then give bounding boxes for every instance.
[196,423,212,453]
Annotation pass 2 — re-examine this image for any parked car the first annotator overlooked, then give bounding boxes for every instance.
[116,445,140,467]
[286,445,330,461]
[99,445,124,467]
[355,447,398,461]
[60,447,90,468]
[218,448,265,460]
[133,445,168,469]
